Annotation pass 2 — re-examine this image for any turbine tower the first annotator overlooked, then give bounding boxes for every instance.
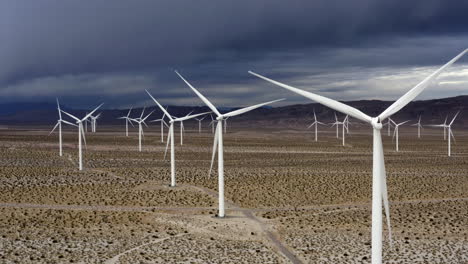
[391,120,410,152]
[411,115,423,139]
[61,103,103,170]
[176,70,283,218]
[49,99,77,156]
[307,110,325,142]
[117,107,133,137]
[249,48,466,264]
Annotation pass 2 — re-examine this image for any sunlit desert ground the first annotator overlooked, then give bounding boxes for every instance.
[0,124,467,263]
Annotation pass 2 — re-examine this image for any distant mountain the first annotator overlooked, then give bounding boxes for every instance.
[0,102,57,116]
[0,95,467,127]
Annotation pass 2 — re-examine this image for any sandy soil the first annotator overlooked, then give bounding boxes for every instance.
[0,126,467,263]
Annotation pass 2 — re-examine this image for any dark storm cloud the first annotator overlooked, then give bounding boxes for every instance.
[0,0,467,107]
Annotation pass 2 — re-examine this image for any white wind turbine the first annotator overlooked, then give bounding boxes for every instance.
[195,115,207,133]
[89,113,101,133]
[430,111,460,156]
[430,115,449,140]
[150,111,169,143]
[383,118,393,136]
[411,115,423,139]
[331,113,349,146]
[391,120,411,152]
[61,103,104,170]
[307,110,326,142]
[146,90,210,187]
[209,114,215,133]
[176,70,283,218]
[129,108,154,152]
[49,99,78,157]
[446,111,460,157]
[117,107,134,137]
[249,48,466,264]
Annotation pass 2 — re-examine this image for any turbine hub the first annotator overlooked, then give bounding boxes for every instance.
[371,117,382,130]
[169,120,174,124]
[216,116,224,121]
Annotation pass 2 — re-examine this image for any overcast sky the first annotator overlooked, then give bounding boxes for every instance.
[1,0,468,109]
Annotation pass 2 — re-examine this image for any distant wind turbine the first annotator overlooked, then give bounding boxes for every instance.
[176,70,283,218]
[61,103,104,170]
[129,108,154,152]
[117,107,134,137]
[49,99,77,157]
[146,90,209,187]
[411,115,423,138]
[383,119,393,136]
[195,115,207,133]
[150,112,169,143]
[391,120,411,152]
[249,47,466,264]
[307,110,325,142]
[429,111,460,156]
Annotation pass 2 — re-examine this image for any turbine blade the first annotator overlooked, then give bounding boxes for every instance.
[449,111,460,125]
[307,122,316,129]
[379,49,468,120]
[61,110,80,122]
[61,120,78,127]
[209,122,220,177]
[249,71,372,123]
[174,111,211,122]
[145,90,173,121]
[223,99,284,118]
[82,103,104,122]
[127,107,132,117]
[450,129,456,143]
[175,71,221,117]
[398,120,411,126]
[143,110,155,121]
[49,122,59,136]
[140,107,146,119]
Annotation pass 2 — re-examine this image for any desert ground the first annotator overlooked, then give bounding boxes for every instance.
[0,123,467,263]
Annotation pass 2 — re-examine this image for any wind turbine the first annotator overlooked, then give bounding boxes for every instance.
[383,119,393,136]
[118,107,134,137]
[146,90,209,187]
[429,116,449,140]
[176,71,283,218]
[89,113,101,133]
[195,115,207,133]
[391,120,411,152]
[411,115,423,139]
[330,112,341,138]
[49,99,77,156]
[307,110,325,142]
[430,112,460,156]
[129,108,154,152]
[331,113,348,145]
[61,103,104,170]
[209,114,215,133]
[249,48,466,264]
[150,112,169,143]
[446,111,460,157]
